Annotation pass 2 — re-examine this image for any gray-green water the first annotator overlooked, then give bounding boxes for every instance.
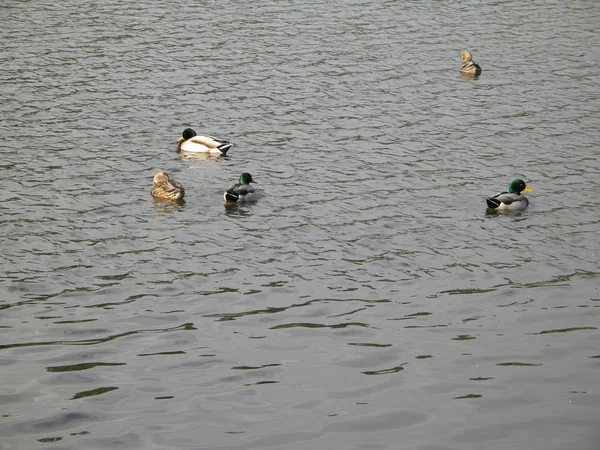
[1,1,599,449]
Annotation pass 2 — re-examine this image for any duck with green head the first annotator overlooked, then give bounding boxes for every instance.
[152,171,185,201]
[486,179,533,211]
[177,127,233,155]
[460,50,482,76]
[224,173,257,203]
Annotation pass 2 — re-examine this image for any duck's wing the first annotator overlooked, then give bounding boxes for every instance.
[225,182,239,193]
[495,193,522,205]
[225,183,254,197]
[461,60,481,73]
[486,190,505,208]
[165,179,182,192]
[188,135,228,148]
[153,182,184,200]
[224,183,240,202]
[207,135,230,144]
[232,184,255,196]
[487,191,522,206]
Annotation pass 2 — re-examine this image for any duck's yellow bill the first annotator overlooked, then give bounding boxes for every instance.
[525,187,534,192]
[177,136,184,142]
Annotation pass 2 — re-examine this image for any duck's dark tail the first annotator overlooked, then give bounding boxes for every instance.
[218,143,233,155]
[486,197,500,209]
[224,190,239,202]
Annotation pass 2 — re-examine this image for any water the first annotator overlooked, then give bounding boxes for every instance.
[1,0,599,449]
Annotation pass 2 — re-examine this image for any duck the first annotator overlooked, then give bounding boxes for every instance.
[177,128,233,155]
[460,50,482,76]
[151,171,185,201]
[486,179,533,211]
[224,172,257,203]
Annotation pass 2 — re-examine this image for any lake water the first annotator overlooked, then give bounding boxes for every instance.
[1,0,599,449]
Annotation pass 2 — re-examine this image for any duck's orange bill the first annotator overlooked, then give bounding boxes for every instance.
[177,136,184,142]
[525,187,534,192]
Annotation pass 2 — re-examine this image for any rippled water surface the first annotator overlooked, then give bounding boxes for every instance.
[1,0,599,449]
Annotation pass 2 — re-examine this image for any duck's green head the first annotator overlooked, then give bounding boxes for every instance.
[239,172,254,185]
[509,179,533,194]
[179,128,197,141]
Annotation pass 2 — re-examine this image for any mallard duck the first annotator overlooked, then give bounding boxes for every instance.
[177,128,232,155]
[151,171,185,201]
[460,50,482,76]
[486,179,533,211]
[224,172,257,203]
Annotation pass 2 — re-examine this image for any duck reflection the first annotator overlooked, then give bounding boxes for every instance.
[152,198,185,215]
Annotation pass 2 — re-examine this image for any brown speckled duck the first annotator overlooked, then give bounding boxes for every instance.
[151,171,185,201]
[460,50,482,76]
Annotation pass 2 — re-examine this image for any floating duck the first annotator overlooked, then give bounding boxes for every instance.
[177,128,233,155]
[460,50,482,76]
[224,173,257,203]
[486,179,533,211]
[151,171,185,201]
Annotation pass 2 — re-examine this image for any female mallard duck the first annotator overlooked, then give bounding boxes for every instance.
[486,179,533,211]
[177,128,233,155]
[460,50,482,76]
[224,172,257,203]
[151,171,185,201]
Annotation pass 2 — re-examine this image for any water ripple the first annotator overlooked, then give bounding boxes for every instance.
[1,0,599,449]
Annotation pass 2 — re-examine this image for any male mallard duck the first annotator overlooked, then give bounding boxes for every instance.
[486,179,533,211]
[177,128,232,155]
[460,50,482,76]
[224,172,257,203]
[151,171,185,201]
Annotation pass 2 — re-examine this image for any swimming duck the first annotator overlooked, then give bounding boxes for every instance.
[151,171,185,201]
[224,173,257,203]
[486,179,533,211]
[460,50,482,76]
[177,128,233,155]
